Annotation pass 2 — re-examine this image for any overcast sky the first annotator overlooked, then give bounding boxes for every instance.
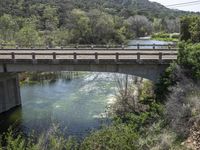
[149,0,200,12]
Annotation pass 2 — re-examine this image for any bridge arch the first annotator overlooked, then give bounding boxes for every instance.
[1,62,169,82]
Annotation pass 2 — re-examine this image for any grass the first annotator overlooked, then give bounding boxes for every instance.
[151,32,179,42]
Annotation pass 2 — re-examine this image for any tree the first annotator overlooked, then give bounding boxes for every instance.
[162,18,180,33]
[93,12,116,44]
[53,29,71,46]
[180,16,192,41]
[70,9,91,44]
[0,14,18,42]
[43,5,59,31]
[16,22,42,47]
[153,18,162,33]
[125,15,152,38]
[190,17,200,43]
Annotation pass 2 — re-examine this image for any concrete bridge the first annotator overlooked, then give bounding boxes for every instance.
[0,44,178,113]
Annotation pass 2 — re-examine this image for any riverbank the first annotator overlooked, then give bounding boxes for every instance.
[151,32,179,42]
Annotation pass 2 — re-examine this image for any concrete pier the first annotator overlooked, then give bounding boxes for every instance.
[0,73,21,113]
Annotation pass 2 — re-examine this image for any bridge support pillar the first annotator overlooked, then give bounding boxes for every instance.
[0,73,21,114]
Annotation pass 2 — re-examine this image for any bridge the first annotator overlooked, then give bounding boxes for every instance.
[0,44,178,113]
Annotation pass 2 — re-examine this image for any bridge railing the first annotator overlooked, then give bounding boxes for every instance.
[0,52,177,63]
[0,44,178,51]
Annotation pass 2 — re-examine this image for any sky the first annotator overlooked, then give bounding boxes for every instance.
[149,0,200,12]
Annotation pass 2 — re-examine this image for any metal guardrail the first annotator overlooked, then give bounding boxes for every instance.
[0,52,177,62]
[0,44,178,51]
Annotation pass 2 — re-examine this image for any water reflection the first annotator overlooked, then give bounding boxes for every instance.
[0,72,121,138]
[128,39,174,49]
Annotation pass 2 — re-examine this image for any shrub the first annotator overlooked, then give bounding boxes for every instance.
[178,42,200,79]
[180,16,200,43]
[81,124,139,150]
[171,33,180,39]
[0,126,79,150]
[164,70,200,138]
[152,32,170,39]
[155,62,178,103]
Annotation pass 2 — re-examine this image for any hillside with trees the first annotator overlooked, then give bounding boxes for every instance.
[0,0,198,45]
[0,1,200,149]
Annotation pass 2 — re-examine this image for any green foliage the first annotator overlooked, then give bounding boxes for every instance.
[152,32,170,39]
[43,5,59,31]
[0,126,78,150]
[140,81,155,104]
[152,32,179,42]
[190,17,200,43]
[180,16,200,43]
[125,15,152,38]
[0,14,19,42]
[53,29,71,46]
[81,124,139,150]
[71,9,91,44]
[16,23,42,47]
[178,42,200,79]
[1,0,196,45]
[155,63,178,103]
[4,129,26,150]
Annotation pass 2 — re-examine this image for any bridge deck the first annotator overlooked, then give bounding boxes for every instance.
[0,44,178,63]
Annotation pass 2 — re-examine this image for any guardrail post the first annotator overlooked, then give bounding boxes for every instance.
[137,43,140,50]
[32,52,35,60]
[159,52,163,63]
[11,52,15,62]
[76,44,79,49]
[52,52,58,64]
[32,52,37,64]
[16,44,19,49]
[46,45,49,49]
[95,52,99,63]
[0,43,3,49]
[73,52,77,60]
[115,52,119,62]
[53,52,56,60]
[73,52,78,63]
[61,46,63,49]
[95,52,98,60]
[137,52,140,61]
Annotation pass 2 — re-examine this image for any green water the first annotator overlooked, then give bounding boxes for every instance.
[0,72,123,138]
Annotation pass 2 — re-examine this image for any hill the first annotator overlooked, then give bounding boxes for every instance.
[0,0,199,45]
[0,0,198,20]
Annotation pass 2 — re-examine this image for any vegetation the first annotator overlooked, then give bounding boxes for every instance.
[1,0,200,149]
[19,72,84,84]
[151,32,179,42]
[180,16,200,43]
[0,0,198,46]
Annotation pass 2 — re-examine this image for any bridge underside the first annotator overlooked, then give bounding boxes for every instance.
[0,59,170,82]
[0,59,170,114]
[0,73,21,114]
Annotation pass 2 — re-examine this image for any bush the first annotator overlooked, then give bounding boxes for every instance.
[152,32,170,39]
[178,42,200,79]
[180,16,200,43]
[81,124,139,150]
[155,63,178,103]
[0,126,79,150]
[151,32,179,42]
[171,33,180,39]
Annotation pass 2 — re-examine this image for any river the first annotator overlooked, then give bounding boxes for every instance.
[0,39,173,139]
